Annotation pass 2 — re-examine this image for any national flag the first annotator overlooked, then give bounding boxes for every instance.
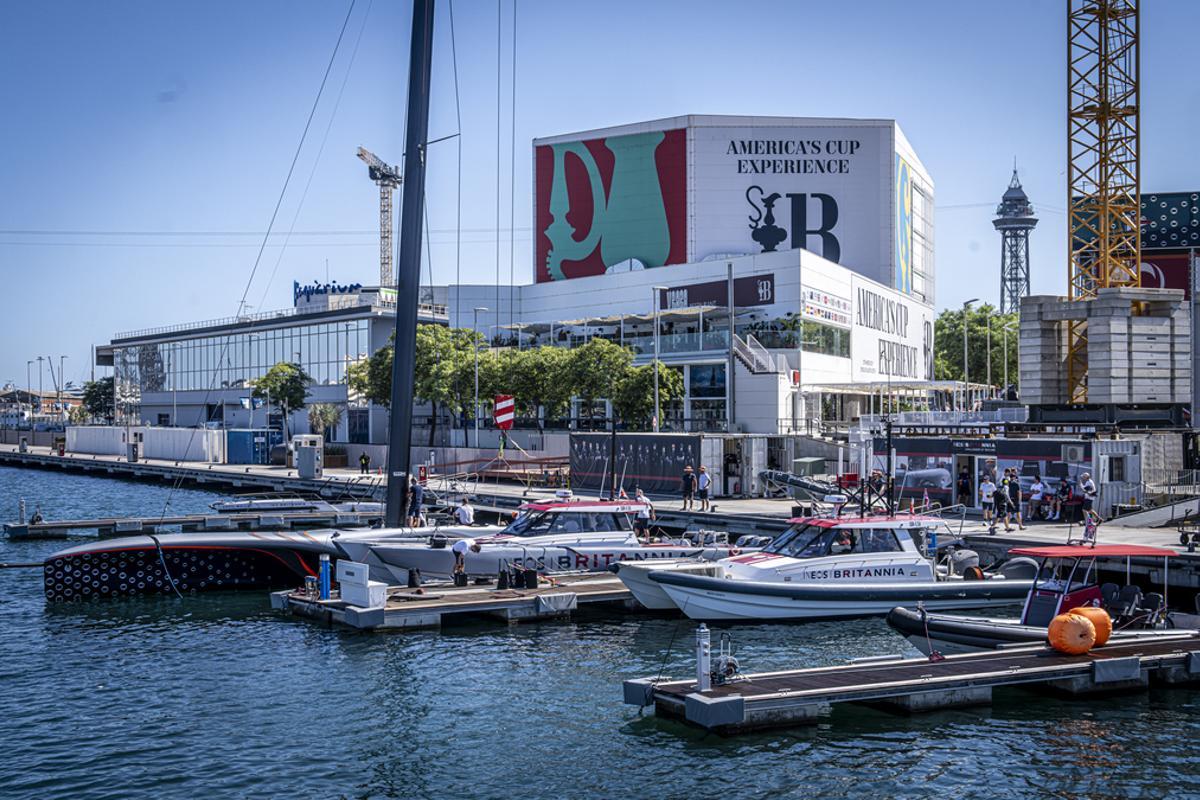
[922,488,930,508]
[494,394,515,430]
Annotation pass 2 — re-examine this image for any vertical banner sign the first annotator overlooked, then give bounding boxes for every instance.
[494,395,515,430]
[894,154,913,295]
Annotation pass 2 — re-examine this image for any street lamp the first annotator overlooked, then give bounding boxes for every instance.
[651,286,667,432]
[59,355,68,425]
[36,356,44,425]
[473,307,488,447]
[25,360,33,431]
[962,299,979,411]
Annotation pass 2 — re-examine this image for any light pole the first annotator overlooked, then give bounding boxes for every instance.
[473,307,487,447]
[25,360,33,430]
[986,316,991,393]
[962,299,978,411]
[651,285,667,432]
[59,355,68,425]
[36,356,44,426]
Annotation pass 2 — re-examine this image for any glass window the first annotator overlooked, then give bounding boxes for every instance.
[689,364,725,398]
[856,529,903,554]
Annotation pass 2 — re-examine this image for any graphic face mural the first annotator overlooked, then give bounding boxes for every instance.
[534,129,687,283]
[894,155,913,295]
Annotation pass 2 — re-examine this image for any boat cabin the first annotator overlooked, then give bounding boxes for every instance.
[1010,544,1176,626]
[495,500,650,538]
[761,517,933,559]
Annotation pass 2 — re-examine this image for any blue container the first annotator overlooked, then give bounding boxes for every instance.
[225,428,283,465]
[319,555,331,600]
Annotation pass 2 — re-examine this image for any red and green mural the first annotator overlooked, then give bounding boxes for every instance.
[534,128,687,283]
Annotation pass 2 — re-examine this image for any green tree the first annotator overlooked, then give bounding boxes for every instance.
[413,324,482,445]
[568,338,634,423]
[933,305,1019,391]
[81,377,114,423]
[307,403,344,439]
[347,342,394,407]
[612,362,685,428]
[252,362,312,440]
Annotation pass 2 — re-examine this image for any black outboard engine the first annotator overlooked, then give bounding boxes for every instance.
[997,556,1039,581]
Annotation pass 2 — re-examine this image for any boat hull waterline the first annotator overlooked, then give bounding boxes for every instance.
[649,571,1033,621]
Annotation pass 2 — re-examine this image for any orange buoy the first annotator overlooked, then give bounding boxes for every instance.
[1047,613,1096,655]
[1069,606,1113,646]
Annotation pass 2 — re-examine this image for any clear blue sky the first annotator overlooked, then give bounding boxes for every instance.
[2,0,1198,389]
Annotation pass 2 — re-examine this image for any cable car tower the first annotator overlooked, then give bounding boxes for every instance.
[994,166,1038,314]
[1065,0,1141,402]
[357,146,403,288]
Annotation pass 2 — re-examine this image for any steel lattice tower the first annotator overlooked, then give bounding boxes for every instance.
[993,168,1038,314]
[1066,0,1141,403]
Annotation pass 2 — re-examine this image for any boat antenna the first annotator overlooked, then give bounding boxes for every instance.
[384,0,436,528]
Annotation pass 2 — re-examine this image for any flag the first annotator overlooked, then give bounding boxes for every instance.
[922,488,930,508]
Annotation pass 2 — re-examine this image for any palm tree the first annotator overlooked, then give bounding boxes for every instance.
[307,403,344,440]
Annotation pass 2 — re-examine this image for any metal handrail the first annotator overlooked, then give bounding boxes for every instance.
[115,300,448,342]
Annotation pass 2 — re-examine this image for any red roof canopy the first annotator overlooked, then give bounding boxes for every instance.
[784,516,940,526]
[1010,544,1177,559]
[519,500,648,512]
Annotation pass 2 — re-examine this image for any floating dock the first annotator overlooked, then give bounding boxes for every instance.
[625,632,1200,734]
[275,573,636,630]
[4,508,383,540]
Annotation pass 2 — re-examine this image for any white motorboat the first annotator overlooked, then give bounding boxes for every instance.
[888,543,1200,654]
[344,497,748,583]
[611,560,725,610]
[645,516,1033,621]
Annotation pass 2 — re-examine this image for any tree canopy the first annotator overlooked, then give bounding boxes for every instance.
[252,362,311,437]
[933,304,1019,390]
[357,324,689,431]
[81,377,114,422]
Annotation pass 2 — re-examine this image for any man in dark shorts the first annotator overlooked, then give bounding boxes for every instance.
[697,465,712,512]
[681,465,696,510]
[407,476,424,527]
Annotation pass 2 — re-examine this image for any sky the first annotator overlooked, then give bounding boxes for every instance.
[2,0,1199,389]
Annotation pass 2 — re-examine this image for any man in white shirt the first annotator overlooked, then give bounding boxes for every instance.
[454,498,475,526]
[634,489,655,538]
[1079,472,1098,513]
[1029,476,1046,520]
[979,477,996,528]
[451,537,480,574]
[697,465,712,512]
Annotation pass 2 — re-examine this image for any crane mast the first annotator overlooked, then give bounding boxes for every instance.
[1065,0,1141,402]
[356,146,402,289]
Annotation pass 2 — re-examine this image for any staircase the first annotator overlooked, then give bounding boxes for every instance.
[732,334,777,374]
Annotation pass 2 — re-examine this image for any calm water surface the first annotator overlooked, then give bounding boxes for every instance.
[1,465,1197,799]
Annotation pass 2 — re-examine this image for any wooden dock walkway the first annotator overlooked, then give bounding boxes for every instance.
[625,632,1200,733]
[4,508,383,539]
[275,573,635,630]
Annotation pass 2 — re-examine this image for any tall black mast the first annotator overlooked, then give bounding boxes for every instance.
[385,0,435,528]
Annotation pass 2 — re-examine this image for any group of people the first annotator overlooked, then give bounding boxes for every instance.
[972,467,1098,533]
[679,464,712,512]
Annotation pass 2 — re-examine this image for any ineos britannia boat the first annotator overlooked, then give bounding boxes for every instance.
[638,517,1033,621]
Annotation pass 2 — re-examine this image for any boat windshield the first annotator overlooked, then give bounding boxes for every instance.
[501,510,633,537]
[765,524,906,558]
[764,524,827,558]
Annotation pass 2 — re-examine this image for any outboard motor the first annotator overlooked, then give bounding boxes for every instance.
[950,549,980,576]
[998,556,1040,581]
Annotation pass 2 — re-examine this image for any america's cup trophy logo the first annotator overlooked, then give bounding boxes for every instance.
[746,185,787,253]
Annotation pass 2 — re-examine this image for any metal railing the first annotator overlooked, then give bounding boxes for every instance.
[115,299,448,342]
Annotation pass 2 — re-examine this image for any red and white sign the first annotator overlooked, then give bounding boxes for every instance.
[494,395,515,430]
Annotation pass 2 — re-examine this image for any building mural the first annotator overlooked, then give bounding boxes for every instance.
[534,129,687,283]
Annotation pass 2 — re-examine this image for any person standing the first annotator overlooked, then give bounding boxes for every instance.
[633,488,655,538]
[1079,472,1098,515]
[407,476,425,528]
[956,467,971,508]
[1029,475,1046,521]
[993,475,1013,533]
[697,465,712,512]
[681,465,696,511]
[359,451,371,475]
[979,475,996,529]
[1006,469,1026,530]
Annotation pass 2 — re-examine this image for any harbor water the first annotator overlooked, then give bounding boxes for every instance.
[2,464,1199,799]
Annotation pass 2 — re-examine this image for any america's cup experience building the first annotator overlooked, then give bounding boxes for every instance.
[448,114,939,433]
[98,114,940,441]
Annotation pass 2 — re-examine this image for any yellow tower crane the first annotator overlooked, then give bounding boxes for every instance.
[1065,0,1141,402]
